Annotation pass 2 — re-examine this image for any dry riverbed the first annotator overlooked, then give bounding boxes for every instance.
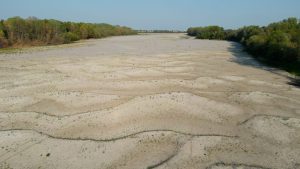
[0,33,300,169]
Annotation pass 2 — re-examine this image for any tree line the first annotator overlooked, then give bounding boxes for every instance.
[137,30,186,33]
[187,18,300,75]
[0,16,137,48]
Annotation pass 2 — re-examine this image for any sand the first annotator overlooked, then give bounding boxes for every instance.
[0,33,299,169]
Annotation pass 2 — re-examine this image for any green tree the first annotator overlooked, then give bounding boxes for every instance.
[246,34,267,55]
[0,16,136,48]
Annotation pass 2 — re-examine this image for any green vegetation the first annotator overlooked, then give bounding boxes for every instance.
[187,18,300,75]
[187,26,225,40]
[137,30,185,33]
[0,16,137,48]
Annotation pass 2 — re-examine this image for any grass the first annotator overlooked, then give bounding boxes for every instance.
[0,47,24,54]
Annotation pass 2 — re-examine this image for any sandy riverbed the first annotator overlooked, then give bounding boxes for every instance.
[0,33,299,169]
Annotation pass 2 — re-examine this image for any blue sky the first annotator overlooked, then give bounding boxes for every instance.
[1,0,300,30]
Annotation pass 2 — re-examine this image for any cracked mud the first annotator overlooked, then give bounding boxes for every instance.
[0,34,300,169]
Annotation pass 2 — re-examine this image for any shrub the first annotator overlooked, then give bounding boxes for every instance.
[0,30,9,48]
[188,26,225,40]
[63,32,80,43]
[246,34,267,55]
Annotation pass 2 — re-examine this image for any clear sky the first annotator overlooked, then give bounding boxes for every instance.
[1,0,300,30]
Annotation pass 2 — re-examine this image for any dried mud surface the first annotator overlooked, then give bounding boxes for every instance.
[0,34,299,169]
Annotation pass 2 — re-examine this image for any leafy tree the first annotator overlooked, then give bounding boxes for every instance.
[0,16,136,48]
[235,26,263,44]
[265,30,296,62]
[188,26,225,40]
[246,34,267,55]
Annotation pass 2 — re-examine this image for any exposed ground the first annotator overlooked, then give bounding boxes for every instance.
[0,33,299,169]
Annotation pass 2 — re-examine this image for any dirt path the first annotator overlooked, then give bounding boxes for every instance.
[0,33,299,169]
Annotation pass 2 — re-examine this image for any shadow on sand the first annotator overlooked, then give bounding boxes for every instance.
[226,41,300,88]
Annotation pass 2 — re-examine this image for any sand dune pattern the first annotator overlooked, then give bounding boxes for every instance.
[0,34,299,169]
